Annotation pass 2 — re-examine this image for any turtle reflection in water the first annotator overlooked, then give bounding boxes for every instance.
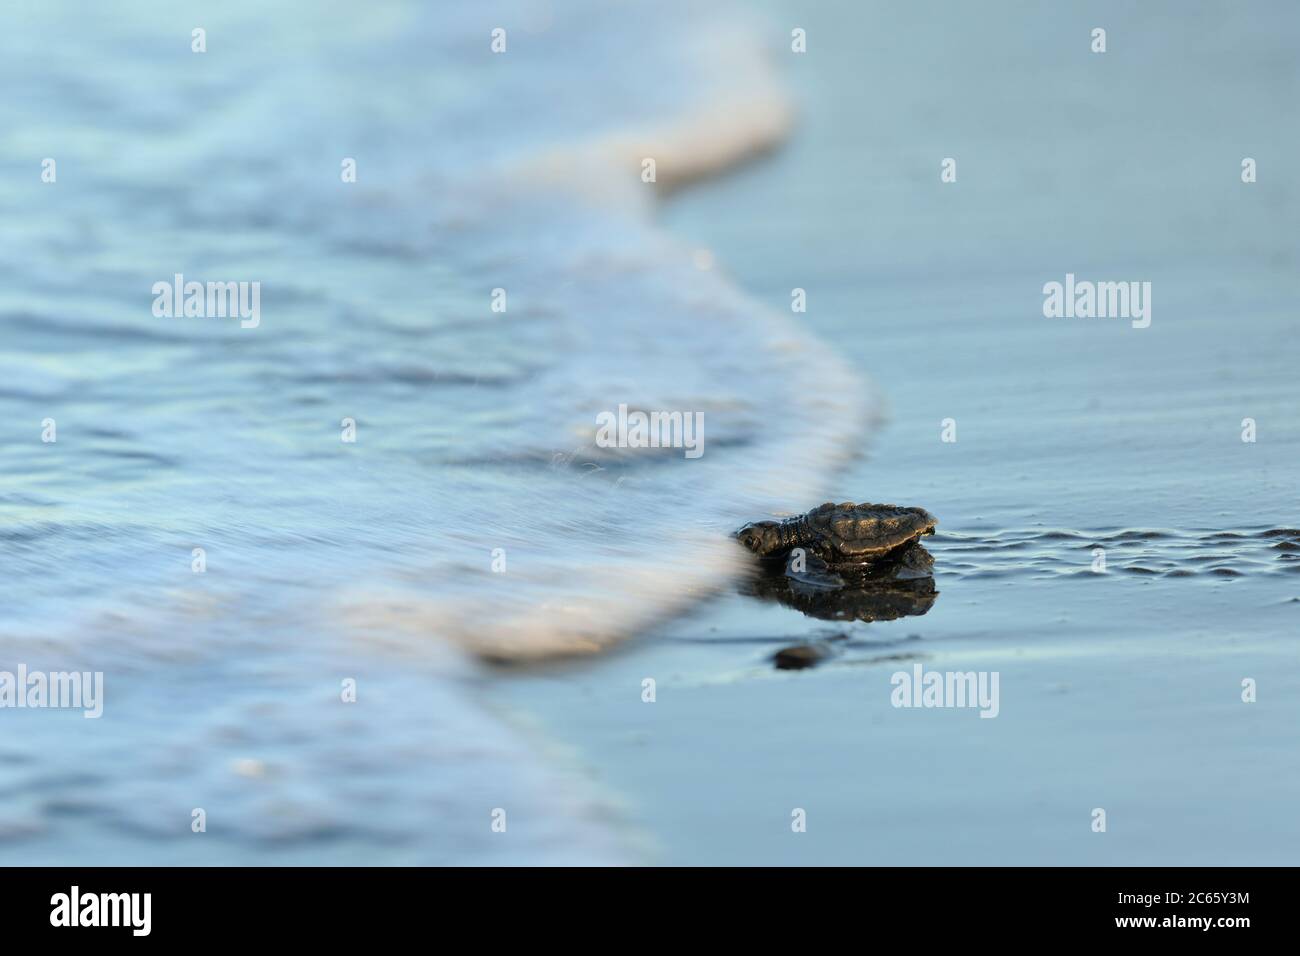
[735,502,940,665]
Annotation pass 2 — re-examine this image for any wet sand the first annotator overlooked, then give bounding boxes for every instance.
[493,0,1300,865]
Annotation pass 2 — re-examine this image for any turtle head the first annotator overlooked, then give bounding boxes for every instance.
[735,521,783,557]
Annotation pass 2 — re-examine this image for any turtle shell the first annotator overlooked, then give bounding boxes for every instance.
[802,502,937,561]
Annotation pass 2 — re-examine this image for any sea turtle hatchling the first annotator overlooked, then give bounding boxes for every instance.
[735,502,937,570]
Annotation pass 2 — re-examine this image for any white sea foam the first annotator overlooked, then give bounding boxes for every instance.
[333,14,874,661]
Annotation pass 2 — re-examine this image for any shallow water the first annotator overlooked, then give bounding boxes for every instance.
[0,1,860,862]
[0,0,854,659]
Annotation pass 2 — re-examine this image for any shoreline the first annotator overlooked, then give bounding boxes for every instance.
[488,0,1300,860]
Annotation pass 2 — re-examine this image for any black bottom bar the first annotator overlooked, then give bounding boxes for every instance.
[0,866,1274,941]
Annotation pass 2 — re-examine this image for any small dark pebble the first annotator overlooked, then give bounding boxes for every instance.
[772,643,833,670]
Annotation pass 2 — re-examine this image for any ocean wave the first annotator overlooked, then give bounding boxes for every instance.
[332,22,873,662]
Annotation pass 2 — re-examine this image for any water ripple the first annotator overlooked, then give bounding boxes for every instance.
[931,527,1300,579]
